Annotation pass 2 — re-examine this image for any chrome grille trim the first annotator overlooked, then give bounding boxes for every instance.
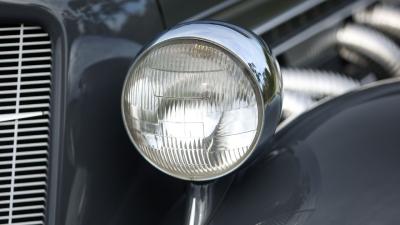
[0,49,52,56]
[0,23,51,225]
[267,0,376,55]
[0,26,42,32]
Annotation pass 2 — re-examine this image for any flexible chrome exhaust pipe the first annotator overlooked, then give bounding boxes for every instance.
[281,9,400,118]
[281,68,360,98]
[354,5,400,41]
[282,90,315,118]
[336,24,400,77]
[281,68,360,118]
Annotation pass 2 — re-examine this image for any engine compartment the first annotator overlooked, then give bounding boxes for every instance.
[260,0,400,119]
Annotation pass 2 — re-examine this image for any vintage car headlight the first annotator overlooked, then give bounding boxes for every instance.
[122,22,282,181]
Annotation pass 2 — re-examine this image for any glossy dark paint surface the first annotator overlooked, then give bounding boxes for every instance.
[158,0,225,27]
[169,79,400,225]
[269,80,400,225]
[2,0,400,225]
[0,1,188,225]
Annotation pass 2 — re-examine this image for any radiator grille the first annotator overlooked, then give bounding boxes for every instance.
[0,24,51,225]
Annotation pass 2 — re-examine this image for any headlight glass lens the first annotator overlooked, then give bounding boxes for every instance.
[122,39,263,180]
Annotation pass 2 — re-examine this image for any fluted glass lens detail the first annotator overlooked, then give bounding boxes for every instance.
[123,40,262,180]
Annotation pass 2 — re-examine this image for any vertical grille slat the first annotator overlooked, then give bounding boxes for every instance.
[0,23,51,225]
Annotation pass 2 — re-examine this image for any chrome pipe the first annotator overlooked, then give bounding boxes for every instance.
[282,90,315,118]
[336,24,400,77]
[281,68,360,98]
[354,5,400,41]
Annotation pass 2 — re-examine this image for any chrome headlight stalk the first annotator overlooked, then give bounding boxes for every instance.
[121,21,282,181]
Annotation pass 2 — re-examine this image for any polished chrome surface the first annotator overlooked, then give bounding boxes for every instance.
[0,112,45,123]
[253,0,326,35]
[271,0,376,56]
[122,21,282,181]
[354,5,400,41]
[282,68,360,98]
[280,68,360,119]
[282,90,314,119]
[0,24,51,225]
[337,24,400,77]
[148,21,282,106]
[185,183,213,225]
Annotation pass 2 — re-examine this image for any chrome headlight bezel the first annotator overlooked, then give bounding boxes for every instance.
[121,21,282,181]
